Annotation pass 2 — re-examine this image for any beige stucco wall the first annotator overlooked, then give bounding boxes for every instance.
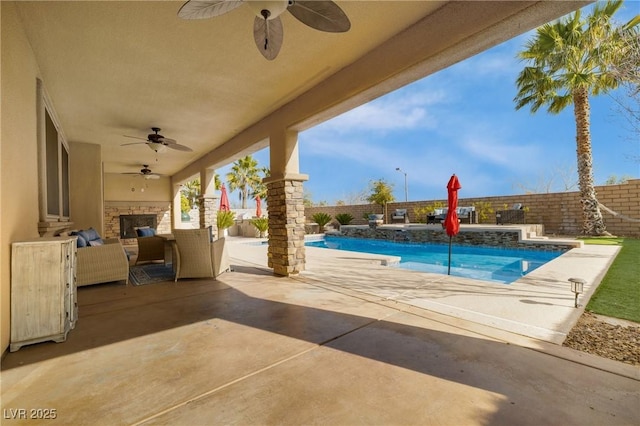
[1,2,44,354]
[70,142,104,234]
[104,173,171,202]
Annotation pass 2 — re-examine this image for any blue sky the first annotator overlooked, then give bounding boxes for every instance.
[222,2,639,206]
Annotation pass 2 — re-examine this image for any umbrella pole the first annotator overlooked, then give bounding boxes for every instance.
[448,235,452,275]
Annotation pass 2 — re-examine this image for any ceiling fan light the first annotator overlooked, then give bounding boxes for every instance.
[148,142,168,153]
[247,0,288,20]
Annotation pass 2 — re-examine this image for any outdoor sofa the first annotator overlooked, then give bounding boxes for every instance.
[69,228,129,286]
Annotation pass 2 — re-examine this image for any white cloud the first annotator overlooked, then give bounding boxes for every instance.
[313,87,449,134]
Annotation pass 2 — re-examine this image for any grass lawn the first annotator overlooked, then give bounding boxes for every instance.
[581,237,640,323]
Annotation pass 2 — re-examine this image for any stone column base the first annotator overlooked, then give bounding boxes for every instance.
[199,195,219,234]
[266,178,306,276]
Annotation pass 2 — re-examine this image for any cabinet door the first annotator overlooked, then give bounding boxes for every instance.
[11,242,65,342]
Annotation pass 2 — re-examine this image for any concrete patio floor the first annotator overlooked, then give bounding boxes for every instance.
[1,238,638,425]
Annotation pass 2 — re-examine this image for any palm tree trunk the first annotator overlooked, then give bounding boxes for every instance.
[573,86,608,236]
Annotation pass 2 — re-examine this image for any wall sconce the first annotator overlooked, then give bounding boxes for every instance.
[569,277,585,308]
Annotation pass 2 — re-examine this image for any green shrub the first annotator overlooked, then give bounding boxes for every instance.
[335,213,354,225]
[413,202,445,223]
[473,201,494,221]
[312,212,332,231]
[217,210,235,231]
[412,206,430,223]
[180,194,191,214]
[250,217,269,237]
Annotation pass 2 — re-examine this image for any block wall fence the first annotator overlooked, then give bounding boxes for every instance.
[305,179,640,238]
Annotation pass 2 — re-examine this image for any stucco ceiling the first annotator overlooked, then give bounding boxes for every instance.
[14,1,587,181]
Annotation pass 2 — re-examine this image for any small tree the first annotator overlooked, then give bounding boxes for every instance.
[367,179,395,223]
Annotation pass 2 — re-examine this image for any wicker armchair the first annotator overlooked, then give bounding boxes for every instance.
[135,235,165,265]
[76,238,129,287]
[173,229,230,281]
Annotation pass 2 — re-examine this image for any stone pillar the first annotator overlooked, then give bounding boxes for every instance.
[199,167,219,234]
[267,128,308,276]
[266,177,307,276]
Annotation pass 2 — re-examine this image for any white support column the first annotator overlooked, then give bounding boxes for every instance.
[170,179,182,230]
[199,167,219,231]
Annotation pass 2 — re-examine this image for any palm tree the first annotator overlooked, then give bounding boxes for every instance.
[251,166,270,201]
[514,0,639,236]
[226,155,261,208]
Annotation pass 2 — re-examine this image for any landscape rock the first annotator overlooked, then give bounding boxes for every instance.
[563,312,639,365]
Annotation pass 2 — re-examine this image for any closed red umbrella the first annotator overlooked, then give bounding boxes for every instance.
[219,184,230,212]
[255,195,262,218]
[444,174,461,275]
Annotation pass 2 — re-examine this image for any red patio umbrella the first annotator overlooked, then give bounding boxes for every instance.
[255,195,262,218]
[219,184,230,212]
[443,174,461,275]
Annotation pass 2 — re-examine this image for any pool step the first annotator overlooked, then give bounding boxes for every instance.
[527,231,548,240]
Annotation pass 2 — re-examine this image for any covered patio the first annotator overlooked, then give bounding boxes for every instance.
[2,1,591,359]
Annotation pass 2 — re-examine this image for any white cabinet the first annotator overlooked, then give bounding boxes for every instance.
[10,236,77,352]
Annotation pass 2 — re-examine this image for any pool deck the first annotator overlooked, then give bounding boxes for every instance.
[229,234,618,345]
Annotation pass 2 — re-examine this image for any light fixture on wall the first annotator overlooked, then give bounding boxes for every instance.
[130,182,149,193]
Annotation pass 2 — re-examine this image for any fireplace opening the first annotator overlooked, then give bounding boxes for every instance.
[119,214,157,239]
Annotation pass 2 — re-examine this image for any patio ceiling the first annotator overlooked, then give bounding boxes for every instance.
[14,1,588,181]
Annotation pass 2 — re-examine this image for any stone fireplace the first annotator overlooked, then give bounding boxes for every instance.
[119,214,157,239]
[104,201,171,244]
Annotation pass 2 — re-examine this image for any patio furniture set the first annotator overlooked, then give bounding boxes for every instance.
[66,226,230,287]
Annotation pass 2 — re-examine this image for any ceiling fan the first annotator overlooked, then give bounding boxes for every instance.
[177,0,351,60]
[123,165,162,180]
[121,127,193,153]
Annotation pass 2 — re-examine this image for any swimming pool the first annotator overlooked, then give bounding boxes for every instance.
[305,236,564,284]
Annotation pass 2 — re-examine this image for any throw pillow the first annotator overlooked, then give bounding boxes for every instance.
[136,227,156,237]
[78,227,100,243]
[88,239,104,247]
[70,231,87,248]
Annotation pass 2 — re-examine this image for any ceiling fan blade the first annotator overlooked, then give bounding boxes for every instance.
[253,16,283,60]
[287,1,350,33]
[165,143,193,152]
[145,174,161,180]
[123,135,149,141]
[158,137,177,144]
[177,0,244,19]
[120,142,147,147]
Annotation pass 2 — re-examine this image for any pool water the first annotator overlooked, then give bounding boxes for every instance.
[305,236,563,284]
